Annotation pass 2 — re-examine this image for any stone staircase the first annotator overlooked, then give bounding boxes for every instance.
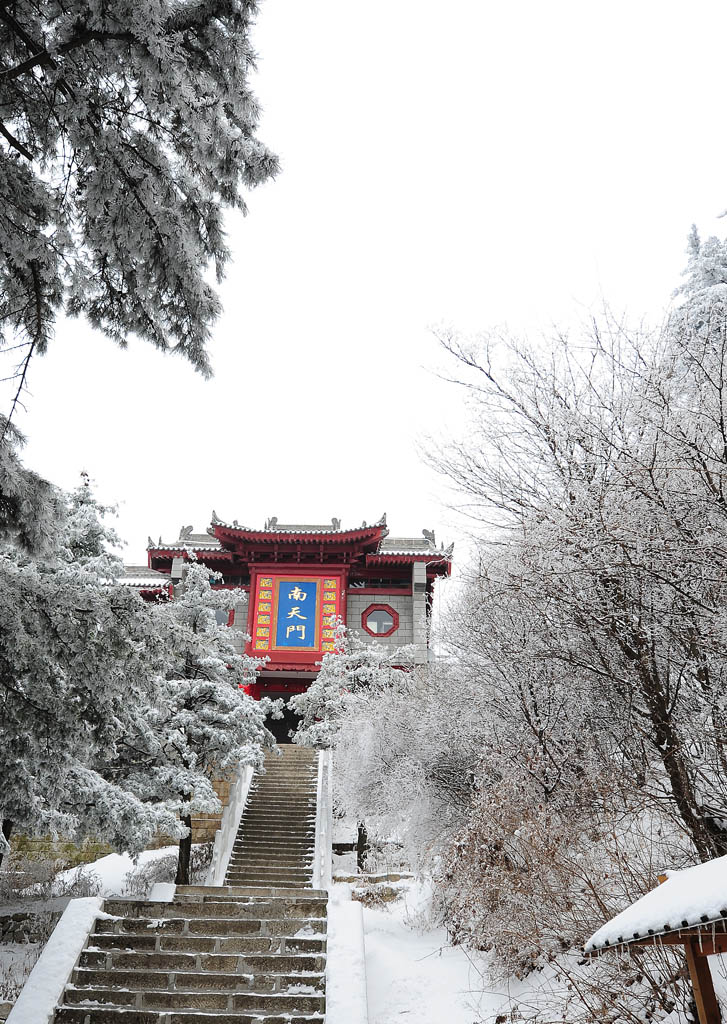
[226,746,318,889]
[51,746,327,1023]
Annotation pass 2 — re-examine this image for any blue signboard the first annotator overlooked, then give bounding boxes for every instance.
[274,579,320,649]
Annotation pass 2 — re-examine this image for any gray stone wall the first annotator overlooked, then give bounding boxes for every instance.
[411,563,428,664]
[346,591,426,663]
[229,597,250,656]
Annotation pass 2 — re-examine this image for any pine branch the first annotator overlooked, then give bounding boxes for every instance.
[0,27,136,81]
[0,119,33,159]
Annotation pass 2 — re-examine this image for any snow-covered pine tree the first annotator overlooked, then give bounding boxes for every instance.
[0,0,279,386]
[290,620,415,749]
[0,473,180,866]
[290,621,416,869]
[0,414,64,554]
[675,224,727,315]
[110,558,273,885]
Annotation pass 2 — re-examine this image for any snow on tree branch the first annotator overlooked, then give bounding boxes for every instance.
[0,0,279,383]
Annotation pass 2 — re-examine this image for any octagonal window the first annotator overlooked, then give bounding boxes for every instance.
[362,604,399,638]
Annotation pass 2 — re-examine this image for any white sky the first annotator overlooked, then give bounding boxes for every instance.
[6,0,727,564]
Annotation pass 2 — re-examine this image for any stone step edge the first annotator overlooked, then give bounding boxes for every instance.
[81,947,327,958]
[93,933,328,944]
[104,897,324,909]
[55,1013,325,1023]
[65,984,326,1000]
[71,969,326,984]
[95,919,327,931]
[175,886,326,898]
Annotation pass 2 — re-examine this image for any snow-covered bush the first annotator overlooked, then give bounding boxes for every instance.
[331,665,483,870]
[122,842,213,897]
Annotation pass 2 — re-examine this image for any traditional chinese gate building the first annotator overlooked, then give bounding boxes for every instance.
[122,514,452,719]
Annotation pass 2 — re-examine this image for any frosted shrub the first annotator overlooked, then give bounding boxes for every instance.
[54,866,102,899]
[0,945,43,1002]
[333,667,483,869]
[0,854,55,903]
[123,843,214,897]
[123,853,177,897]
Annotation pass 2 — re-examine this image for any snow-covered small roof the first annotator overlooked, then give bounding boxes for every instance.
[585,855,727,953]
[148,534,222,552]
[117,566,171,588]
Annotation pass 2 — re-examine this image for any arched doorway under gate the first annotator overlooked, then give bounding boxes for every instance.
[245,677,308,744]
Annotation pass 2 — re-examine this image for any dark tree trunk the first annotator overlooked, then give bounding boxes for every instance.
[176,810,192,886]
[356,822,368,873]
[0,819,13,870]
[619,625,727,860]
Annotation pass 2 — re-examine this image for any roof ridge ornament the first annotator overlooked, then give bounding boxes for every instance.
[332,517,341,530]
[264,516,278,530]
[211,509,221,525]
[179,525,193,541]
[422,528,435,547]
[147,536,155,549]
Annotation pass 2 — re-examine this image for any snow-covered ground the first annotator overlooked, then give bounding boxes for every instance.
[0,845,181,1014]
[4,851,551,1023]
[53,845,177,897]
[337,877,516,1024]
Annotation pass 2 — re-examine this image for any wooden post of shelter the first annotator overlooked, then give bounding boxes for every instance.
[684,939,721,1024]
[585,864,727,1024]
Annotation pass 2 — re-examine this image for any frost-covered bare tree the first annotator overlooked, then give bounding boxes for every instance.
[311,233,727,1022]
[411,240,727,1020]
[433,296,727,863]
[0,0,278,415]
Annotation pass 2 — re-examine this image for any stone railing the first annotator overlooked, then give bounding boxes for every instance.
[313,749,333,890]
[205,763,254,886]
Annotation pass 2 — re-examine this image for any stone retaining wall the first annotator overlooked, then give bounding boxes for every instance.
[0,909,61,944]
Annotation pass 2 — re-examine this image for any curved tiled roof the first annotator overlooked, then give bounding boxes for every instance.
[209,513,388,540]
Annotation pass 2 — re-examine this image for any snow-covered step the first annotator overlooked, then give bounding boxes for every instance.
[36,746,329,1021]
[223,746,319,890]
[52,887,327,1021]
